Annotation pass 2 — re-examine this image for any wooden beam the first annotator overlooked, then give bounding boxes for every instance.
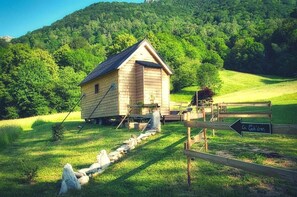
[217,101,271,107]
[184,150,297,183]
[185,121,230,130]
[184,121,297,135]
[218,112,272,118]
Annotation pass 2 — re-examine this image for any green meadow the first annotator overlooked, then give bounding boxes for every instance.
[0,70,296,196]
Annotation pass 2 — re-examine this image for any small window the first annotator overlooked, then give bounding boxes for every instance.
[94,84,99,94]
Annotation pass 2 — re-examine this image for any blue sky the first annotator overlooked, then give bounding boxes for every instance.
[0,0,143,38]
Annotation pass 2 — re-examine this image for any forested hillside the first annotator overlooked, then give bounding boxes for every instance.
[1,0,296,119]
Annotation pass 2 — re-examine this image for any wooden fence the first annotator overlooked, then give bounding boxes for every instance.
[184,110,297,186]
[216,101,272,121]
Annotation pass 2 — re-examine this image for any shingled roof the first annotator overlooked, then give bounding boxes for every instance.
[79,39,172,86]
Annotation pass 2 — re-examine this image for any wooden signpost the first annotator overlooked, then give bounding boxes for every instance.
[230,119,271,135]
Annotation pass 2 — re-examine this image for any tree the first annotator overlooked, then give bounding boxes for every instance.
[53,67,86,112]
[172,60,199,92]
[197,63,222,93]
[107,33,137,56]
[224,37,265,74]
[9,59,53,117]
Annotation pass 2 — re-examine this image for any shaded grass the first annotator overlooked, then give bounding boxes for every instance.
[0,125,22,148]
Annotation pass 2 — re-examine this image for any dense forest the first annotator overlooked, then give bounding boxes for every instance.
[0,0,296,119]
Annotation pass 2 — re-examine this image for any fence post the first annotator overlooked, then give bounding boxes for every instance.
[186,112,191,187]
[211,103,215,136]
[202,107,208,151]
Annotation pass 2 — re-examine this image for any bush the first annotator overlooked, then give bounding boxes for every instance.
[0,126,22,148]
[190,87,214,106]
[19,159,38,184]
[32,118,47,128]
[52,123,65,141]
[197,63,222,93]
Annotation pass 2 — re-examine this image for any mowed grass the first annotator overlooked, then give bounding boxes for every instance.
[170,70,297,103]
[0,70,296,196]
[1,119,296,197]
[0,111,82,131]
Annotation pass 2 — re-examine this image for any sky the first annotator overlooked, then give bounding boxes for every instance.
[0,0,143,38]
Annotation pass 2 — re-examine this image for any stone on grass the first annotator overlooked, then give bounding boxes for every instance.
[59,163,81,195]
[74,171,86,179]
[87,163,101,174]
[78,168,90,175]
[108,151,123,162]
[97,150,110,169]
[146,129,157,135]
[117,144,130,153]
[78,175,89,185]
[59,180,68,195]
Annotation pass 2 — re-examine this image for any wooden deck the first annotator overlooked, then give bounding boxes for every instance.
[162,114,184,124]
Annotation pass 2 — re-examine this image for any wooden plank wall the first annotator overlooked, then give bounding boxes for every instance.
[118,51,139,115]
[81,71,119,119]
[143,67,162,114]
[118,45,171,115]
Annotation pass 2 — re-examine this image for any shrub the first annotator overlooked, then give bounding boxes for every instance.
[32,118,46,128]
[0,126,22,148]
[52,123,65,141]
[19,159,38,184]
[190,87,215,106]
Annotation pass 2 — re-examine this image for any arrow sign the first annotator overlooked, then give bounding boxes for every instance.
[230,119,272,136]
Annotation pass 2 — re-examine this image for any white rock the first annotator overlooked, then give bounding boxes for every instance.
[74,171,86,178]
[78,175,89,185]
[137,134,148,140]
[117,144,130,153]
[146,129,157,135]
[78,168,90,175]
[116,147,125,153]
[59,163,81,195]
[97,150,110,169]
[89,162,101,170]
[59,180,68,195]
[127,138,137,149]
[136,137,142,143]
[108,151,123,162]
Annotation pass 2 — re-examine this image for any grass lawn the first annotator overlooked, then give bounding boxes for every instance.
[0,70,296,196]
[170,70,297,103]
[0,117,296,197]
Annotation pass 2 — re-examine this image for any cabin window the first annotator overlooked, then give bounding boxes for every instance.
[94,84,99,94]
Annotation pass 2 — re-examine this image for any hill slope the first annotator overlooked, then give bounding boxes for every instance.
[171,70,297,102]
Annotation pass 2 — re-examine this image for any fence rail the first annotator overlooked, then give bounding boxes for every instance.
[184,150,297,184]
[184,121,297,135]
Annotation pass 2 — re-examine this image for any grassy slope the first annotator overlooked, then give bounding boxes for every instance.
[0,70,296,196]
[171,70,297,103]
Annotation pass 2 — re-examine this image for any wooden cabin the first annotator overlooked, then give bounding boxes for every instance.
[79,39,173,121]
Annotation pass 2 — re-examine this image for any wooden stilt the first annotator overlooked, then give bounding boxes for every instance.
[116,108,132,129]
